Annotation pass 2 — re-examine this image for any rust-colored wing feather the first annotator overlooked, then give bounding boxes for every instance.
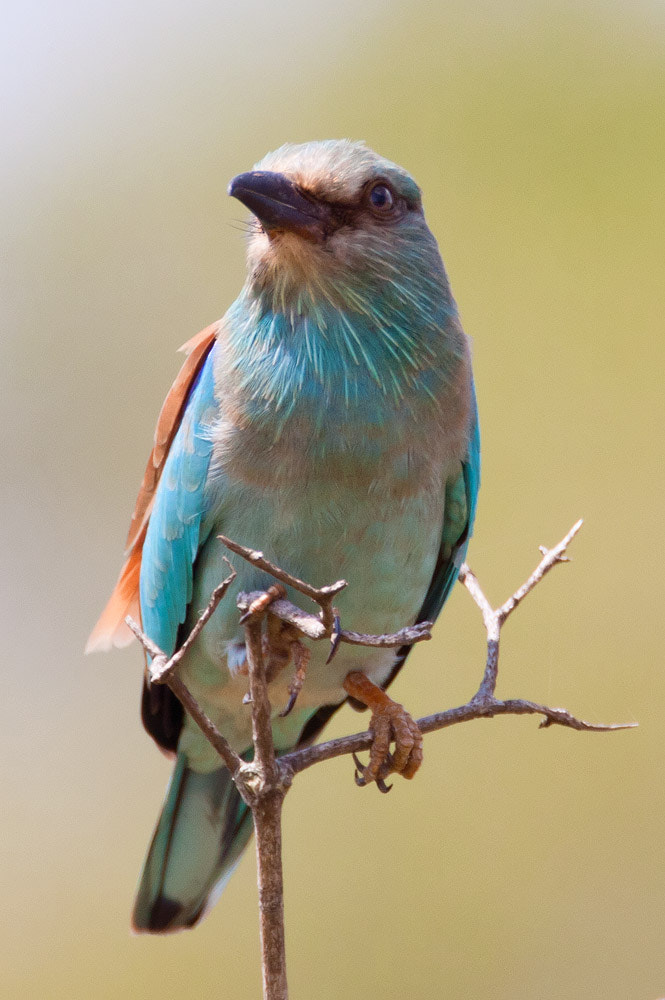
[85,323,219,653]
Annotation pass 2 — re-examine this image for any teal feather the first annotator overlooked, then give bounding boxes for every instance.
[139,346,217,659]
[132,752,253,933]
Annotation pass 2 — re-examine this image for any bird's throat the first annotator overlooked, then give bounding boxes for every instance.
[223,289,464,431]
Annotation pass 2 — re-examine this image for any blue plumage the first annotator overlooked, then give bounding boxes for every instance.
[91,140,480,932]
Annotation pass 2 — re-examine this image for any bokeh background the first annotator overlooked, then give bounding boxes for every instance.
[2,1,664,997]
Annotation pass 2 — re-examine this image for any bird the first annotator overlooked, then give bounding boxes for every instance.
[86,139,480,933]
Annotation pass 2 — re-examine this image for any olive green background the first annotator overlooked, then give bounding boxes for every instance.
[2,2,663,997]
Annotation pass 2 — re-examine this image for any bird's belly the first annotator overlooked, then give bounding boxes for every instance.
[177,473,444,768]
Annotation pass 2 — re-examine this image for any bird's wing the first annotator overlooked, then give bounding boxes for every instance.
[85,323,218,654]
[138,338,219,661]
[297,390,481,746]
[401,388,481,636]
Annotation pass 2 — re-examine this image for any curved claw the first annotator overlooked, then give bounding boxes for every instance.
[279,690,298,718]
[325,613,342,665]
[279,638,310,717]
[352,752,368,787]
[352,751,393,792]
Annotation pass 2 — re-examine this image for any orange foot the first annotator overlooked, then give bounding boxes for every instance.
[343,671,423,792]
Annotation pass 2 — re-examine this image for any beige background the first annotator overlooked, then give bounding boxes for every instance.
[2,1,663,996]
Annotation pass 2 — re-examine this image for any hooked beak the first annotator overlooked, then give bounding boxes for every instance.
[228,170,331,240]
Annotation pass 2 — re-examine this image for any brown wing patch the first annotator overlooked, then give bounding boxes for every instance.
[85,322,219,653]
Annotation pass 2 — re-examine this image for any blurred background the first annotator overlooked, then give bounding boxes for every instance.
[2,1,663,997]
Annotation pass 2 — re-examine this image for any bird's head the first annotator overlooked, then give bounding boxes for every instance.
[228,139,451,319]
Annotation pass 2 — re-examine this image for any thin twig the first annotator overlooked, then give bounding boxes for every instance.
[280,698,635,776]
[331,622,433,648]
[459,517,584,702]
[165,674,244,778]
[237,591,434,649]
[130,564,237,685]
[219,535,346,632]
[169,560,236,669]
[124,615,244,777]
[496,518,583,623]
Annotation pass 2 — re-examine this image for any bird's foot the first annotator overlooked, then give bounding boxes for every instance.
[342,671,423,790]
[240,601,310,715]
[279,640,311,717]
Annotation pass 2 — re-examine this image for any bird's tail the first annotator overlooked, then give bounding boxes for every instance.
[132,752,253,933]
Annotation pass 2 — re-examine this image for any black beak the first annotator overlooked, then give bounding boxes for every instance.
[228,170,331,239]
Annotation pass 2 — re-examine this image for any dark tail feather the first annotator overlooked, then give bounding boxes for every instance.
[132,752,253,933]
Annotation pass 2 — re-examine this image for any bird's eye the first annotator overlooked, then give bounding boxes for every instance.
[367,183,395,213]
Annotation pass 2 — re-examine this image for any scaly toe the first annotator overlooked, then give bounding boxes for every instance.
[372,704,423,782]
[366,712,393,782]
[400,717,424,779]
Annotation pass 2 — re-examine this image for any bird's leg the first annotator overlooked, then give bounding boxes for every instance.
[342,671,423,787]
[242,609,311,718]
[264,612,295,684]
[264,612,311,716]
[279,640,311,718]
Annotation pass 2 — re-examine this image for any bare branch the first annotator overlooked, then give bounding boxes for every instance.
[496,518,584,624]
[242,610,289,999]
[459,518,584,702]
[165,674,245,778]
[237,591,434,649]
[237,593,326,640]
[124,615,244,777]
[336,621,433,648]
[126,564,237,686]
[280,699,635,776]
[125,615,164,662]
[170,560,236,668]
[219,534,346,632]
[457,564,496,634]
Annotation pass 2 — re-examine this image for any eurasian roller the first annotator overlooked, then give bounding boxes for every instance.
[87,140,480,933]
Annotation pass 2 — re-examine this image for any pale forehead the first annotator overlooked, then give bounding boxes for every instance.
[253,140,421,203]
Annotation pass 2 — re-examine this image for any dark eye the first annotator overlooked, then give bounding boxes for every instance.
[367,183,394,213]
